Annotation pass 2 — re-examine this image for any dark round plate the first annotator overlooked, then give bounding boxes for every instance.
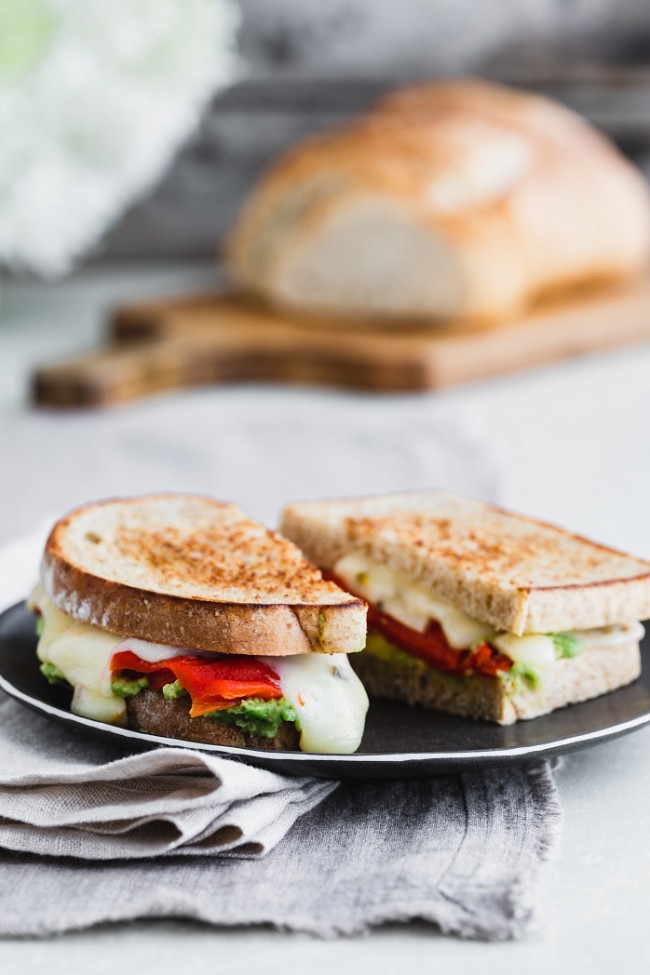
[2,601,650,778]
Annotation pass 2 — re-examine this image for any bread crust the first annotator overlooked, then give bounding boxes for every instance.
[126,690,300,750]
[353,639,642,725]
[227,80,650,323]
[280,491,650,634]
[42,494,366,655]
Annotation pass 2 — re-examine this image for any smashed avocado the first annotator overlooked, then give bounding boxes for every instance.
[39,661,68,687]
[162,679,187,701]
[205,697,299,739]
[499,661,542,692]
[364,631,428,671]
[552,633,585,659]
[111,675,149,698]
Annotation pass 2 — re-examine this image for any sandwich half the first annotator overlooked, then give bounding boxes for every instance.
[29,494,368,753]
[280,491,650,724]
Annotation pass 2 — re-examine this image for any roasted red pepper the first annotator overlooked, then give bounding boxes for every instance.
[326,573,511,679]
[111,650,282,717]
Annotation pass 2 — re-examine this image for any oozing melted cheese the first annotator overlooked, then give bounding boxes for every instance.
[29,585,368,753]
[334,553,496,647]
[333,554,645,666]
[268,654,368,753]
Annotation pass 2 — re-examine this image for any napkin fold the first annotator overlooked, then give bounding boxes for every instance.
[0,700,561,940]
[0,698,335,859]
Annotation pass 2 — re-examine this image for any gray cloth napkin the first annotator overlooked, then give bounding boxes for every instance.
[0,704,561,940]
[0,697,335,859]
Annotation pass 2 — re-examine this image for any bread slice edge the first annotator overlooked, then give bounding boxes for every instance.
[353,638,641,725]
[43,548,366,655]
[280,492,650,634]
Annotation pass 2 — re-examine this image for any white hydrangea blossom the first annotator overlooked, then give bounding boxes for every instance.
[0,0,239,275]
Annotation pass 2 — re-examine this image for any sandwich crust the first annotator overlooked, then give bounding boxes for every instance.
[353,638,642,725]
[42,494,366,655]
[280,491,650,634]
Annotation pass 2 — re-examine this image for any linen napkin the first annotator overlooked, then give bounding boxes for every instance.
[0,699,560,940]
[0,697,336,860]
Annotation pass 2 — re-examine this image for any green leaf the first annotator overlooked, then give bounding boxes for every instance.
[0,0,57,84]
[35,615,45,637]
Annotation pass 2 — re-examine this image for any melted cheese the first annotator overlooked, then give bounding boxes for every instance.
[492,633,556,671]
[333,554,645,662]
[32,585,126,723]
[71,686,126,725]
[334,553,495,647]
[268,653,368,754]
[30,585,368,752]
[570,622,644,648]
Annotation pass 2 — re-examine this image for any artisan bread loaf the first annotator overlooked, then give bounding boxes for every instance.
[354,637,641,725]
[227,79,650,324]
[280,491,650,635]
[42,494,366,655]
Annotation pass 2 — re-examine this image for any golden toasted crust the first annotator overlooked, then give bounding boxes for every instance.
[126,690,300,750]
[42,494,366,655]
[226,79,650,323]
[353,638,642,724]
[280,491,650,634]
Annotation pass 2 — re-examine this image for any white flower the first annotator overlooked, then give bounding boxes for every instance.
[0,0,240,275]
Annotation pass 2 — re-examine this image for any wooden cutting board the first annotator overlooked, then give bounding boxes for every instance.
[32,278,650,407]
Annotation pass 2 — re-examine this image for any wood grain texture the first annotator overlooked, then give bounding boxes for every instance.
[31,277,650,408]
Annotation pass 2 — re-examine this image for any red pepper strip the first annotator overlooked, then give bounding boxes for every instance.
[370,607,511,677]
[369,605,511,677]
[324,572,511,679]
[111,650,282,718]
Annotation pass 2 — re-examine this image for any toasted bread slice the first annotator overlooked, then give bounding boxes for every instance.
[280,491,650,634]
[42,494,366,655]
[353,637,641,725]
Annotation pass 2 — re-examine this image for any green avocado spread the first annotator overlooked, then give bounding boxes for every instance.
[39,661,68,687]
[162,679,186,700]
[204,697,299,739]
[363,631,428,671]
[552,633,585,659]
[111,675,150,698]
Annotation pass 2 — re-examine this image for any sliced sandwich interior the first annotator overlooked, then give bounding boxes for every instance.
[279,491,650,725]
[331,554,644,724]
[29,495,369,754]
[31,584,368,752]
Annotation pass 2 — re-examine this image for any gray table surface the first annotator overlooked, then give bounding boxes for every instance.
[1,264,649,973]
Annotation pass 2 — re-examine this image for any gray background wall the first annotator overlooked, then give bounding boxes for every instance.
[97,0,650,262]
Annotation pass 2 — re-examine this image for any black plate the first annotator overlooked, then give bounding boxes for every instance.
[2,601,650,778]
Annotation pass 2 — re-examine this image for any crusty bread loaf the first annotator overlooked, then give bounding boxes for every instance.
[127,690,300,750]
[42,494,366,655]
[280,491,650,635]
[226,79,650,324]
[353,638,641,725]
